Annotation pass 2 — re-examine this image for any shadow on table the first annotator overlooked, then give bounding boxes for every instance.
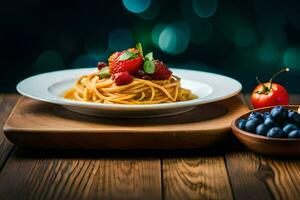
[11,135,250,159]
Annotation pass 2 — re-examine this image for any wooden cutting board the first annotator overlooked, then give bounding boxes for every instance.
[4,95,249,149]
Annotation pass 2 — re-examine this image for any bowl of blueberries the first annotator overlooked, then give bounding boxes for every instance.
[231,105,300,156]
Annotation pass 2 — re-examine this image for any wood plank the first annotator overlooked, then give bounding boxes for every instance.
[226,152,300,200]
[0,95,19,171]
[225,152,273,200]
[163,155,233,200]
[0,149,162,200]
[260,157,300,199]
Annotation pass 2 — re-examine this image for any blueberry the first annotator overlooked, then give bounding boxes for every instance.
[256,124,269,136]
[245,119,262,133]
[267,127,284,138]
[248,112,264,121]
[288,111,300,125]
[264,117,277,128]
[282,123,298,136]
[238,119,247,130]
[288,130,300,138]
[270,106,288,122]
[263,112,270,119]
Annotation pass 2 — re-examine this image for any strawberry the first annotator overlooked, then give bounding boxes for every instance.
[97,61,107,70]
[112,71,133,86]
[108,48,143,75]
[151,60,172,80]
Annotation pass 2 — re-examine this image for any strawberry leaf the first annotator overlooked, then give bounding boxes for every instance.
[144,52,153,61]
[143,60,155,74]
[99,67,111,78]
[119,51,138,61]
[136,43,143,56]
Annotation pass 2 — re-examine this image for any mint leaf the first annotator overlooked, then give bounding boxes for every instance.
[144,52,153,61]
[136,43,143,56]
[99,67,111,78]
[119,51,138,61]
[143,60,155,74]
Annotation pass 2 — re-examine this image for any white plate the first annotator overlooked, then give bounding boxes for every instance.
[17,68,242,118]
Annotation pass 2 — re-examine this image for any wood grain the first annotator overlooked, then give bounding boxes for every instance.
[0,150,162,200]
[0,95,19,170]
[226,152,300,200]
[225,152,273,200]
[261,157,300,199]
[4,95,249,149]
[163,156,233,200]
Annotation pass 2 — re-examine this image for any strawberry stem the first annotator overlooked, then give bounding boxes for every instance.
[136,43,143,56]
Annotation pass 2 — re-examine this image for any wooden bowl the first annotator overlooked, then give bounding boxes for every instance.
[231,105,300,156]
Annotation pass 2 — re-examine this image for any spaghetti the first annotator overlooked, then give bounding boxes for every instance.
[64,72,195,104]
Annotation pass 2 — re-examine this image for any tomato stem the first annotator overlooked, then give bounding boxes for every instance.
[269,67,289,91]
[256,76,269,94]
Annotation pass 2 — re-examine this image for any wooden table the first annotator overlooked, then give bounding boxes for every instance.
[0,94,300,200]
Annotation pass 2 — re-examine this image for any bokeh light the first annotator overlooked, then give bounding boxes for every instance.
[152,23,167,48]
[170,61,215,72]
[73,54,98,68]
[108,28,134,51]
[192,0,218,18]
[233,26,257,47]
[257,22,287,49]
[283,48,300,70]
[35,51,63,72]
[181,0,213,44]
[258,44,281,65]
[137,0,160,20]
[158,22,190,55]
[86,47,111,62]
[255,1,287,49]
[122,0,151,14]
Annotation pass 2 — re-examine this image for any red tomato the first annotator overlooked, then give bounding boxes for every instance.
[251,82,289,108]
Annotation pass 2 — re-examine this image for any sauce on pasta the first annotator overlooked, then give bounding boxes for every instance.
[64,73,196,104]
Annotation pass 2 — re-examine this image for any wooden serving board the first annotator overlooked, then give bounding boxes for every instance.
[4,95,249,149]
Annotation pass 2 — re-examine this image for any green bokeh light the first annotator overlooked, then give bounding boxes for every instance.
[192,0,218,18]
[283,48,300,70]
[137,0,160,20]
[86,47,110,62]
[122,0,151,14]
[152,23,167,47]
[158,22,190,55]
[181,0,213,44]
[258,44,281,65]
[35,51,63,72]
[73,54,98,68]
[108,28,134,51]
[233,26,257,47]
[263,28,287,49]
